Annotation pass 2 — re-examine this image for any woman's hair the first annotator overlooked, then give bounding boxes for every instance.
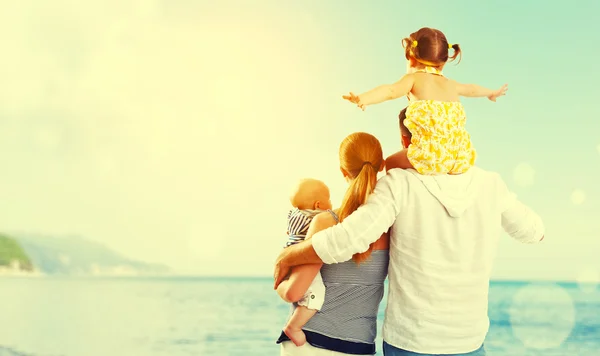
[402,27,462,67]
[337,132,384,264]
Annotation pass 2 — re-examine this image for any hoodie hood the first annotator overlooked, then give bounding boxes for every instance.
[406,168,484,218]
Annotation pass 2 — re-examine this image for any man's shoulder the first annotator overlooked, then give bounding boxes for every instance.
[384,166,506,185]
[469,166,505,183]
[376,169,420,197]
[384,168,418,179]
[380,168,416,185]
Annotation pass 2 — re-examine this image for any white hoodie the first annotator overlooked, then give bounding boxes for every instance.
[311,167,544,354]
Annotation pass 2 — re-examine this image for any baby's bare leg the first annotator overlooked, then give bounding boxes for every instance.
[385,149,414,172]
[283,273,325,346]
[283,306,317,346]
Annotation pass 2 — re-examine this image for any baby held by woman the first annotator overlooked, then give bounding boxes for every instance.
[282,178,332,346]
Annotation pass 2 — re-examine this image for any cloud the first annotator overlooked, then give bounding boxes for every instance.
[570,189,586,205]
[512,162,535,187]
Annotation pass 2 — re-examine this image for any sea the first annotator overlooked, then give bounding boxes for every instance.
[0,277,598,356]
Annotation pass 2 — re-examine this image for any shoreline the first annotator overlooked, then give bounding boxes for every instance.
[0,270,43,277]
[0,274,597,287]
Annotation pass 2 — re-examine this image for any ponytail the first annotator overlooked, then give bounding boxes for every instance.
[449,43,462,64]
[402,37,416,61]
[337,162,379,264]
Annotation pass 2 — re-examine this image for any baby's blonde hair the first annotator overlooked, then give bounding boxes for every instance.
[289,178,329,210]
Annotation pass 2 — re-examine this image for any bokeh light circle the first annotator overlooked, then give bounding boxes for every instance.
[509,283,575,350]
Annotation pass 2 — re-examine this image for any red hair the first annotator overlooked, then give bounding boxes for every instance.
[337,132,384,264]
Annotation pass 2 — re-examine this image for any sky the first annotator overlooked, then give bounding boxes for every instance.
[1,0,599,282]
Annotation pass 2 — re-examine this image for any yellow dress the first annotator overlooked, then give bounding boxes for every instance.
[404,67,476,175]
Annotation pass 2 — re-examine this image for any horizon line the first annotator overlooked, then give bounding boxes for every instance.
[2,274,596,285]
[147,274,596,284]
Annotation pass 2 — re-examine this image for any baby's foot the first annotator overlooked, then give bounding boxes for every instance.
[283,324,307,346]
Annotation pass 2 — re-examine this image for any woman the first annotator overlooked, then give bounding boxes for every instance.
[276,132,390,355]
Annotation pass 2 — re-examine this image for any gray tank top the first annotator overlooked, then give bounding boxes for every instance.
[294,211,389,344]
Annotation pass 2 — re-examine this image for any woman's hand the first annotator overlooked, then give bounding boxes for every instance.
[274,248,291,289]
[342,92,365,111]
[487,83,508,102]
[274,228,327,290]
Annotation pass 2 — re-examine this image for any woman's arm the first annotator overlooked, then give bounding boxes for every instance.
[357,74,415,107]
[276,212,336,302]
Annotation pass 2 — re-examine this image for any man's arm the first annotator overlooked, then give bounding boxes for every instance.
[276,170,406,273]
[497,175,545,243]
[309,171,407,264]
[502,200,545,243]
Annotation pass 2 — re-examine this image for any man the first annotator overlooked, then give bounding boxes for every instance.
[274,108,544,356]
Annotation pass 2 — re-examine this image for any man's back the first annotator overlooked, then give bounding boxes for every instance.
[311,167,544,354]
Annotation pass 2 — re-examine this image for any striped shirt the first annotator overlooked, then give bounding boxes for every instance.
[285,208,323,247]
[278,210,389,354]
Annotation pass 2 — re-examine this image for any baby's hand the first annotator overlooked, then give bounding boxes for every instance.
[342,92,365,111]
[488,84,508,102]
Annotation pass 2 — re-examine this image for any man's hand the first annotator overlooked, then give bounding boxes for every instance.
[274,247,292,289]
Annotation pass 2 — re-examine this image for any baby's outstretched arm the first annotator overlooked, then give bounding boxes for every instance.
[456,82,508,102]
[343,74,415,109]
